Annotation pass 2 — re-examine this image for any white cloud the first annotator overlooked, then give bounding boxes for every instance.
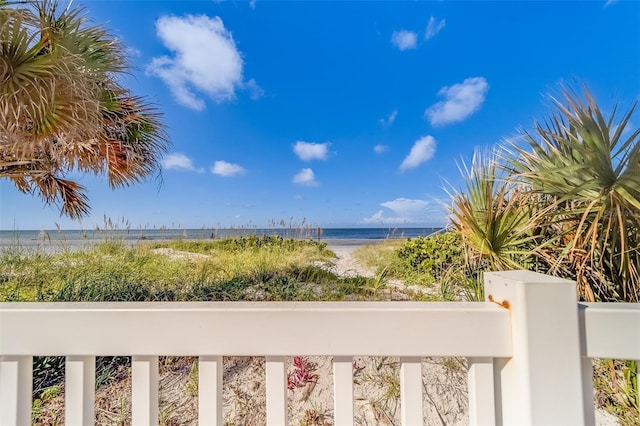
[211,160,246,177]
[382,198,430,217]
[363,198,433,225]
[147,15,254,110]
[293,168,318,186]
[379,109,398,127]
[425,77,489,126]
[425,16,446,40]
[374,144,390,154]
[249,0,256,9]
[244,78,264,100]
[363,210,405,225]
[391,30,417,50]
[125,46,142,58]
[604,0,618,7]
[399,136,436,172]
[162,153,196,171]
[293,141,331,161]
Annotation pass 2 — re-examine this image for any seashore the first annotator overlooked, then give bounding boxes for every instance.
[0,229,390,253]
[0,226,438,253]
[0,238,380,257]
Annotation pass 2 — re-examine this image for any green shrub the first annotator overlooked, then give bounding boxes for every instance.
[152,235,330,254]
[397,232,464,283]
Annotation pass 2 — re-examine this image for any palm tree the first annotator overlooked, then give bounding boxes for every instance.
[507,87,639,302]
[0,0,168,218]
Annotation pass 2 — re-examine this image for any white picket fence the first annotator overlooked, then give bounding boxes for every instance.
[1,270,639,425]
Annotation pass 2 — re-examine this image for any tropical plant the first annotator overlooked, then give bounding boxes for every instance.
[0,0,168,218]
[447,150,545,271]
[446,87,639,422]
[507,87,640,302]
[447,87,639,303]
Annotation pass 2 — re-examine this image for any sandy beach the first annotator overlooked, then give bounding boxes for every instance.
[325,239,379,277]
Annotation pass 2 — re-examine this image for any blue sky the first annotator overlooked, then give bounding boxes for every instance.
[1,0,639,230]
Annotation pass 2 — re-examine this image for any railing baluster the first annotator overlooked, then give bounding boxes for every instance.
[580,357,596,426]
[199,355,223,425]
[400,357,423,426]
[131,355,159,426]
[0,356,32,426]
[333,356,353,426]
[265,356,287,425]
[467,357,495,426]
[65,355,96,426]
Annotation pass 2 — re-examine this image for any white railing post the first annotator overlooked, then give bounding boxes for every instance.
[485,270,586,425]
[399,357,423,426]
[0,356,32,426]
[131,355,159,426]
[265,356,287,426]
[198,355,223,425]
[65,355,96,426]
[467,357,495,425]
[333,356,354,426]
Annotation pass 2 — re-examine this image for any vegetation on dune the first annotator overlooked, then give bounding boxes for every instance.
[0,0,168,218]
[0,236,392,303]
[397,232,464,283]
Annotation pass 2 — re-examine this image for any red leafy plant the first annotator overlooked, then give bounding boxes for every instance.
[287,356,317,390]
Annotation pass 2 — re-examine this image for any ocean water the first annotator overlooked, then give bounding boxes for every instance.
[0,227,442,250]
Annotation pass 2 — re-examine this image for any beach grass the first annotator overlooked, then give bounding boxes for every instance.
[0,236,404,304]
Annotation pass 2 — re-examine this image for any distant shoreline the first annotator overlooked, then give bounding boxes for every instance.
[0,236,409,253]
[0,227,440,251]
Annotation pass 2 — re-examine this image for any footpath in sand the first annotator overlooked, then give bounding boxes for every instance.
[325,240,374,277]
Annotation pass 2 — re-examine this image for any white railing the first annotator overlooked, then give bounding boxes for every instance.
[0,270,638,425]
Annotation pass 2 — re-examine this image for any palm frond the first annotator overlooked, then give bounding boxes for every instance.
[506,86,639,301]
[447,150,546,271]
[0,0,169,218]
[32,171,90,218]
